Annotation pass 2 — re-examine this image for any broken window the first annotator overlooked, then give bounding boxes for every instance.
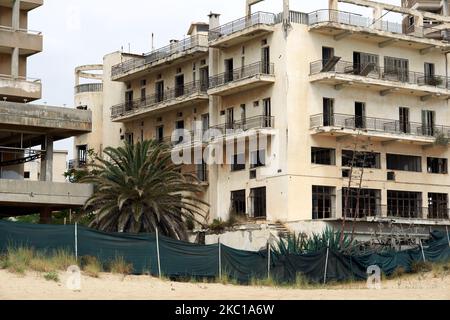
[427,157,448,174]
[387,190,422,218]
[387,154,422,172]
[342,150,381,169]
[342,188,381,218]
[312,147,336,165]
[250,187,266,218]
[312,186,335,219]
[428,193,449,219]
[231,190,246,216]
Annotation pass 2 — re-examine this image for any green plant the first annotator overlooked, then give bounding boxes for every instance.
[81,140,209,240]
[44,271,59,282]
[209,219,227,234]
[2,247,34,275]
[81,256,102,278]
[109,256,133,275]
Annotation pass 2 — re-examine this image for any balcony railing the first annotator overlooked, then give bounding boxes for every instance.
[310,113,450,139]
[209,11,277,42]
[307,9,447,39]
[75,83,103,94]
[68,159,87,170]
[209,115,275,136]
[310,60,450,90]
[209,62,274,90]
[111,34,208,78]
[111,81,208,119]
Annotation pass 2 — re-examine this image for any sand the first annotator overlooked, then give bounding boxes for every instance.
[0,270,449,300]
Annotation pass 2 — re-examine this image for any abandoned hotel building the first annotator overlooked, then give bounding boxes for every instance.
[73,0,450,237]
[0,0,92,222]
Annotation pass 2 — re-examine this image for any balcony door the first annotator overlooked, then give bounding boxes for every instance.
[224,59,234,83]
[201,114,210,133]
[354,102,366,129]
[353,52,379,76]
[250,187,267,219]
[125,90,133,111]
[261,46,270,74]
[200,66,209,91]
[384,56,409,82]
[226,108,234,130]
[155,81,164,102]
[175,74,184,97]
[240,104,246,129]
[263,98,272,128]
[323,98,334,127]
[156,126,164,143]
[399,107,410,133]
[422,110,435,136]
[424,63,436,85]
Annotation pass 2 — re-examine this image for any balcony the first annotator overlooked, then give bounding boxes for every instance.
[307,10,450,52]
[0,0,43,11]
[0,74,41,102]
[209,11,277,48]
[208,62,275,96]
[209,115,275,142]
[0,26,43,55]
[75,83,103,94]
[310,113,450,146]
[310,60,450,100]
[111,34,209,81]
[111,81,208,122]
[68,159,87,170]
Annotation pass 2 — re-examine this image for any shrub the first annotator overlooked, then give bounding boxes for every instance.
[81,256,102,278]
[109,256,133,275]
[209,219,227,234]
[411,261,433,274]
[44,271,59,282]
[390,266,406,279]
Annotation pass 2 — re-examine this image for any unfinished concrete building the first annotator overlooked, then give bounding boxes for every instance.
[78,0,450,239]
[0,0,93,222]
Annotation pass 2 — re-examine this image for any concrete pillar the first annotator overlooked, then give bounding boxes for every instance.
[12,0,20,30]
[11,47,19,78]
[415,14,424,36]
[39,207,52,224]
[373,6,383,30]
[40,136,54,182]
[328,0,338,11]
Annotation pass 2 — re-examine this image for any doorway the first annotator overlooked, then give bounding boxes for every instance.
[354,102,366,129]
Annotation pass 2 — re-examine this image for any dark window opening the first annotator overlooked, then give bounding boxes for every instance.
[313,186,335,219]
[428,193,449,219]
[250,187,266,218]
[24,171,30,179]
[77,145,88,164]
[399,107,410,134]
[156,126,164,143]
[387,190,422,218]
[231,154,245,172]
[231,190,246,216]
[175,74,185,97]
[342,150,381,169]
[250,150,266,169]
[387,154,422,172]
[323,98,334,126]
[427,157,448,174]
[342,188,381,218]
[312,147,336,165]
[155,81,164,102]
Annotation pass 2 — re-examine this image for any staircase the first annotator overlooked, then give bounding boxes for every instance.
[268,222,291,238]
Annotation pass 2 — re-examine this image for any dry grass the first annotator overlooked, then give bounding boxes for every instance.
[81,256,102,278]
[109,256,133,275]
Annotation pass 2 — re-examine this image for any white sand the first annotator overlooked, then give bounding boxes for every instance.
[0,270,449,300]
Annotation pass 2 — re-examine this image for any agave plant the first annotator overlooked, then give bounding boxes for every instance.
[274,227,355,255]
[81,140,209,240]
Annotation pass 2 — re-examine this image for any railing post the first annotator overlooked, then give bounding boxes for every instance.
[218,237,222,280]
[323,239,331,285]
[156,228,162,278]
[420,239,426,262]
[446,226,450,248]
[74,222,78,262]
[267,241,271,281]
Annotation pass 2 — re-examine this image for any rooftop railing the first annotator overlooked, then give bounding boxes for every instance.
[310,113,450,139]
[209,61,275,89]
[111,80,207,119]
[111,34,209,78]
[75,83,103,94]
[209,11,277,41]
[310,60,450,89]
[308,9,448,39]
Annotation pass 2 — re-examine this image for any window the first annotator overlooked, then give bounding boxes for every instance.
[250,187,266,218]
[231,190,246,215]
[77,145,88,163]
[387,154,422,172]
[427,157,448,174]
[422,110,436,136]
[353,52,379,75]
[428,193,449,219]
[342,150,381,169]
[399,107,410,133]
[312,147,336,165]
[125,133,134,145]
[312,186,335,219]
[384,56,409,81]
[342,188,381,218]
[231,154,245,172]
[24,172,30,179]
[250,150,266,169]
[323,98,334,126]
[155,81,164,102]
[156,126,164,142]
[387,190,422,218]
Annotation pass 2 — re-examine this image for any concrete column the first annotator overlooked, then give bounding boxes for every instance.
[11,47,19,78]
[422,192,429,219]
[40,136,54,182]
[336,188,343,219]
[415,14,424,36]
[39,207,53,224]
[328,0,338,11]
[373,6,383,30]
[12,0,20,30]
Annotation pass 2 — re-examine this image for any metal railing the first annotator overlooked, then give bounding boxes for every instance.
[209,11,276,41]
[111,81,208,119]
[310,113,450,139]
[68,159,87,170]
[308,9,447,39]
[209,61,274,89]
[75,83,103,94]
[342,206,449,220]
[111,34,208,78]
[209,115,275,136]
[310,60,450,89]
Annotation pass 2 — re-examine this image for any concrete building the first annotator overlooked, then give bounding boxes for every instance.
[78,0,450,238]
[24,149,68,183]
[0,0,93,222]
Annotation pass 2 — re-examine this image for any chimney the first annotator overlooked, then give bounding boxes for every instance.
[208,12,221,30]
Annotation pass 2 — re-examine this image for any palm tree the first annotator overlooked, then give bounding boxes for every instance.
[81,140,208,240]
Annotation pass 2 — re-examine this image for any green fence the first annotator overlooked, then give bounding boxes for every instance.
[0,220,449,284]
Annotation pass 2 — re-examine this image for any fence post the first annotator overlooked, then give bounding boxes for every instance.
[156,228,162,278]
[218,237,222,280]
[420,239,426,262]
[323,239,331,285]
[446,226,450,248]
[267,242,271,280]
[74,222,78,262]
